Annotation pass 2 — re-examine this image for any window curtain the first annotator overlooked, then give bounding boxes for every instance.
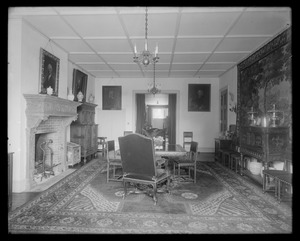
[147,106,152,127]
[135,94,146,134]
[168,94,176,144]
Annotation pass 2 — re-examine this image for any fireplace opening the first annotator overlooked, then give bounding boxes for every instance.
[34,133,61,183]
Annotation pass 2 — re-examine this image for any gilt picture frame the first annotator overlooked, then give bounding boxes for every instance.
[39,48,60,96]
[72,69,88,102]
[188,84,211,112]
[102,86,122,110]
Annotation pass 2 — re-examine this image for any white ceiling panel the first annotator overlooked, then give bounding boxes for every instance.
[201,63,235,70]
[109,64,140,71]
[52,39,91,52]
[216,36,270,52]
[228,10,291,36]
[86,39,131,52]
[100,54,134,63]
[77,64,111,71]
[172,53,209,63]
[64,14,125,37]
[178,12,241,36]
[175,38,221,52]
[207,52,250,63]
[171,63,202,70]
[69,54,103,63]
[11,6,291,78]
[24,15,77,37]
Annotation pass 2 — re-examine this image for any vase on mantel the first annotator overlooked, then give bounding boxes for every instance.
[77,91,84,102]
[88,94,95,103]
[67,89,74,101]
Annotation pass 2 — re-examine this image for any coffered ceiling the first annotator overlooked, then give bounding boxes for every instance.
[9,7,291,78]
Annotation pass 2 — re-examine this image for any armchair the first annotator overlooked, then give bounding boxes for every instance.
[118,133,171,205]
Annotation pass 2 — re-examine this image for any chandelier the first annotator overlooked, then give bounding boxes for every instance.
[148,59,161,96]
[133,7,159,66]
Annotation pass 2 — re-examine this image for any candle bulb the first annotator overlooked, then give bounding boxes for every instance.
[263,117,267,127]
[134,44,137,54]
[145,40,148,51]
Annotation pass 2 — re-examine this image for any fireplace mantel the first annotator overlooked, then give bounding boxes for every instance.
[24,94,82,129]
[23,94,83,191]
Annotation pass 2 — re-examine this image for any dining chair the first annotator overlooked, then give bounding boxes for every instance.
[118,133,171,205]
[183,131,193,151]
[97,137,107,157]
[106,140,122,182]
[173,141,198,183]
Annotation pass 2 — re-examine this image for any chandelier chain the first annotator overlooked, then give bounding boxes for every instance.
[145,7,148,40]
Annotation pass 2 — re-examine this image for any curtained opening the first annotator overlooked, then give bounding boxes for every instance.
[136,93,176,144]
[135,94,146,134]
[168,94,176,145]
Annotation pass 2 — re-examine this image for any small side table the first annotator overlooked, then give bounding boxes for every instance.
[97,137,107,157]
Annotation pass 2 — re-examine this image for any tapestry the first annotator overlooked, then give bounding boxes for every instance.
[236,27,292,137]
[8,159,292,234]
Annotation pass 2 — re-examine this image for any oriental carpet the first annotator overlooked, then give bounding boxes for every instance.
[8,159,292,234]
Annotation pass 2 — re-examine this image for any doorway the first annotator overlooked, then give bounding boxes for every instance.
[135,93,177,144]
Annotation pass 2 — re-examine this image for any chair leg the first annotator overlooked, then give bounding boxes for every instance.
[194,164,196,183]
[153,184,157,205]
[106,163,109,183]
[122,180,127,199]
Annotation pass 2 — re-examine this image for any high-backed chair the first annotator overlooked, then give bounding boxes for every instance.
[106,140,122,182]
[97,137,107,157]
[173,141,198,183]
[118,133,171,205]
[183,131,193,151]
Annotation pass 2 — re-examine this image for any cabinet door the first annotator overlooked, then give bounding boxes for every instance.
[91,124,98,149]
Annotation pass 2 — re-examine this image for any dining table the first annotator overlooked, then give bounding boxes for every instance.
[155,144,186,169]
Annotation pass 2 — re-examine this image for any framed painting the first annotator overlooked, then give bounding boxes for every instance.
[188,84,211,112]
[102,86,122,110]
[39,48,60,96]
[72,69,88,102]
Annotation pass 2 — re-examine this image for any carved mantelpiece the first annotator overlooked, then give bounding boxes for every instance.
[24,94,82,129]
[23,94,82,191]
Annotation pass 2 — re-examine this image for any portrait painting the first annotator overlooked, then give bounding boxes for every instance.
[39,48,60,96]
[102,86,122,110]
[188,84,211,112]
[72,69,88,102]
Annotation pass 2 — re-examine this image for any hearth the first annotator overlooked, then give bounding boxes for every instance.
[24,94,81,190]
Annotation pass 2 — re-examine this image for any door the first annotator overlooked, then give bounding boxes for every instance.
[220,88,228,133]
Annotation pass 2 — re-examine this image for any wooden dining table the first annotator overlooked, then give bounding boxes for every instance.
[155,144,186,158]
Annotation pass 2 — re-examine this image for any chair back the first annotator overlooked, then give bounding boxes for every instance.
[118,133,156,178]
[188,141,198,162]
[106,140,116,160]
[124,131,133,136]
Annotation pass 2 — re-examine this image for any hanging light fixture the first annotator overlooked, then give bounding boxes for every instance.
[133,7,159,66]
[148,59,161,96]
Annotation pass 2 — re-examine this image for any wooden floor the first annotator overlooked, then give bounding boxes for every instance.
[8,153,291,212]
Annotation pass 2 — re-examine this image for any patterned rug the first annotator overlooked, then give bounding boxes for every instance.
[8,159,292,234]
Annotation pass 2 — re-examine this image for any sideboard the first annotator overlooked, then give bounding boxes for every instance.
[239,126,289,183]
[70,102,98,164]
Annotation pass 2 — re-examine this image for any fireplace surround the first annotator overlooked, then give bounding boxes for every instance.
[24,94,81,191]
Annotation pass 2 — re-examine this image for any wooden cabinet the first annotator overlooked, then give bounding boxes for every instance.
[239,126,289,183]
[214,138,232,162]
[70,102,98,163]
[8,152,13,209]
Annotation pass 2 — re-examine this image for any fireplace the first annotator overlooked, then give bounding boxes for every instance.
[24,94,81,190]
